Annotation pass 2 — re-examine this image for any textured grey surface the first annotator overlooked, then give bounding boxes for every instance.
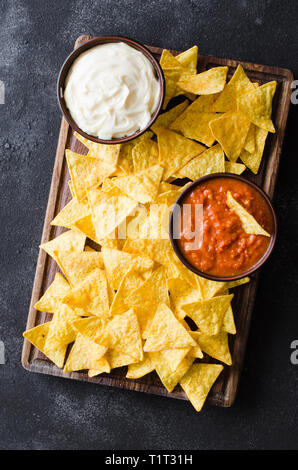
[1,0,298,450]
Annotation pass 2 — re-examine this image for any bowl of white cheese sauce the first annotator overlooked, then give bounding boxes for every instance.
[58,36,165,144]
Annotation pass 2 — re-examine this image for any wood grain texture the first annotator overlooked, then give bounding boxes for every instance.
[22,35,293,407]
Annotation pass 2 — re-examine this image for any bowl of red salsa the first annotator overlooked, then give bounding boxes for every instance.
[169,174,277,281]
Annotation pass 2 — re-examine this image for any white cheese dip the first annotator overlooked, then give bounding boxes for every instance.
[64,42,160,140]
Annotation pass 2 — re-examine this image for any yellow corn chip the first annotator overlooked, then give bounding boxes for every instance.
[167,277,201,320]
[166,251,198,288]
[64,333,107,373]
[111,164,164,204]
[75,131,120,167]
[55,251,104,286]
[170,109,218,146]
[212,65,255,112]
[40,230,86,263]
[107,309,143,363]
[66,150,116,201]
[178,66,228,95]
[182,294,233,335]
[226,191,271,237]
[35,273,70,313]
[122,238,172,265]
[88,357,111,377]
[237,81,276,132]
[196,276,226,299]
[244,124,256,153]
[109,269,144,317]
[144,303,196,352]
[102,247,153,290]
[23,322,67,368]
[126,353,155,379]
[223,277,250,290]
[126,267,170,336]
[195,331,232,365]
[157,127,205,180]
[71,214,100,243]
[51,198,90,228]
[159,347,191,373]
[132,140,159,173]
[177,144,225,179]
[225,161,246,175]
[209,111,251,162]
[240,127,268,174]
[223,305,236,335]
[151,100,189,134]
[151,351,194,392]
[188,332,204,359]
[176,46,198,74]
[180,363,223,411]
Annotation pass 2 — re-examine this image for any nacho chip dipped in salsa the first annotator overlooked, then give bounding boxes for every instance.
[175,176,274,278]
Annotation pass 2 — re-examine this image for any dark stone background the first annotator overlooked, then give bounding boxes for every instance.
[1,0,298,450]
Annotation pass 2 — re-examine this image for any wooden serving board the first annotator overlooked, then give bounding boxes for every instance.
[22,35,293,407]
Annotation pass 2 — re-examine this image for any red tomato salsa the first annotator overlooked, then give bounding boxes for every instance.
[177,177,273,277]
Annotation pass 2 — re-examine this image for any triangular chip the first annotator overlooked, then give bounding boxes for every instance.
[51,198,90,228]
[157,127,205,180]
[209,111,251,162]
[144,303,196,352]
[178,66,228,95]
[88,356,111,377]
[167,277,202,320]
[107,309,143,363]
[176,46,198,74]
[23,322,67,368]
[35,273,70,313]
[195,331,232,365]
[64,333,107,372]
[71,214,100,243]
[225,161,246,175]
[243,123,256,153]
[237,81,276,132]
[182,294,233,335]
[226,191,271,237]
[150,351,194,392]
[126,353,155,379]
[62,268,110,318]
[102,247,153,290]
[170,110,217,146]
[223,305,236,335]
[212,65,255,112]
[55,251,104,286]
[111,164,164,204]
[197,276,226,299]
[240,127,268,174]
[132,140,159,173]
[74,131,120,167]
[180,363,223,411]
[151,100,189,134]
[40,230,86,263]
[109,269,144,317]
[44,303,79,352]
[66,150,116,201]
[166,251,198,288]
[122,238,171,265]
[188,332,204,359]
[176,144,225,179]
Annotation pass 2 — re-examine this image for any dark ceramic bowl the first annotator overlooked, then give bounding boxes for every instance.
[57,36,165,144]
[169,173,277,282]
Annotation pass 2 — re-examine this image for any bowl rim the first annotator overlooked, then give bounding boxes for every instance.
[57,35,165,145]
[169,173,278,282]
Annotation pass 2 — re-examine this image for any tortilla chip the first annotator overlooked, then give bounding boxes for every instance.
[66,150,116,201]
[196,276,226,299]
[44,303,78,354]
[109,269,144,317]
[182,294,233,335]
[224,277,250,290]
[107,308,143,363]
[126,353,155,379]
[111,164,164,204]
[55,251,104,286]
[195,331,232,365]
[157,127,205,180]
[151,100,189,134]
[225,161,246,175]
[87,186,137,240]
[35,273,70,313]
[178,66,228,95]
[51,198,90,228]
[177,144,225,179]
[132,140,159,173]
[74,131,120,167]
[64,333,107,372]
[88,357,111,377]
[167,277,201,320]
[212,64,255,112]
[237,81,276,132]
[40,230,86,263]
[144,303,196,352]
[151,351,194,392]
[240,127,268,174]
[226,191,271,236]
[62,268,110,318]
[209,111,251,162]
[188,332,204,359]
[23,322,67,368]
[71,214,100,243]
[122,238,171,266]
[176,46,198,74]
[170,110,218,146]
[126,267,170,336]
[244,124,256,153]
[101,247,153,290]
[166,251,198,288]
[223,305,236,335]
[180,363,223,411]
